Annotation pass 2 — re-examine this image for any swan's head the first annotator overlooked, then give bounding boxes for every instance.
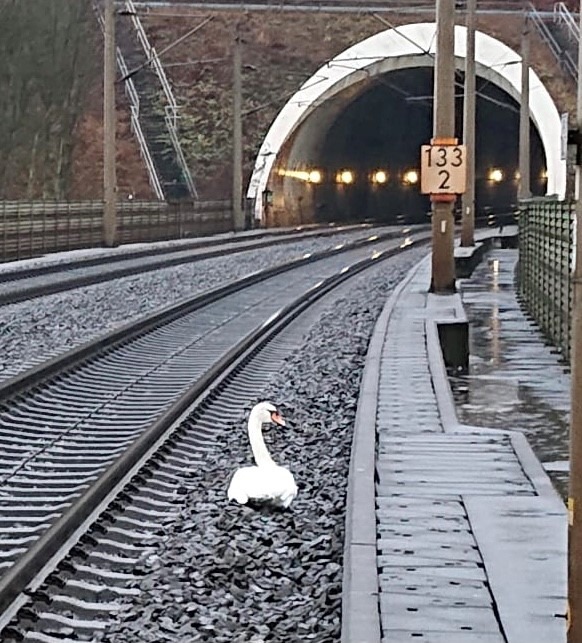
[250,401,286,427]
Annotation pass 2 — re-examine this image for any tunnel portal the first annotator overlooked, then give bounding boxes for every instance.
[251,24,563,228]
[271,67,547,227]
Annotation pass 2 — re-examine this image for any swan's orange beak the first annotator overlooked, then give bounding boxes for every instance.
[271,411,286,427]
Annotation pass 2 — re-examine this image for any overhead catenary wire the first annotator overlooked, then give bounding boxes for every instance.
[128,1,559,17]
[119,14,214,82]
[128,0,529,117]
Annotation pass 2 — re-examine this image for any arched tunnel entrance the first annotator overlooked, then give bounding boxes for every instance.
[309,68,546,225]
[248,23,565,228]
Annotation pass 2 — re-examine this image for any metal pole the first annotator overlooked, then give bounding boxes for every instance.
[232,26,244,231]
[431,0,456,293]
[518,11,531,200]
[568,2,582,638]
[103,0,118,247]
[461,0,476,247]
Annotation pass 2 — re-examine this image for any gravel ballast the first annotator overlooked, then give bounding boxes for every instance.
[0,229,396,382]
[97,246,428,643]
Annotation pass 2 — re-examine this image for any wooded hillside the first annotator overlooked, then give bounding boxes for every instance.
[0,1,576,201]
[0,1,97,199]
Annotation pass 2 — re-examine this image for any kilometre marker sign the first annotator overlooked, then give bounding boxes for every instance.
[420,144,467,195]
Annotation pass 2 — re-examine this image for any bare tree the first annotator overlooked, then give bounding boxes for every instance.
[0,0,97,199]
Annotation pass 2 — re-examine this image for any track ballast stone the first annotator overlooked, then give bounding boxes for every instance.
[0,230,384,381]
[97,248,427,642]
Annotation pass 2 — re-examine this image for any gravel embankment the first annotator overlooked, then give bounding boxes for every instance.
[97,246,427,643]
[0,230,392,381]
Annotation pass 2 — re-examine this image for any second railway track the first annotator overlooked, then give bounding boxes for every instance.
[0,232,429,641]
[0,224,379,307]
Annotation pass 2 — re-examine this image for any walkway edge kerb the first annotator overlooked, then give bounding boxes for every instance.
[425,291,468,432]
[341,259,427,643]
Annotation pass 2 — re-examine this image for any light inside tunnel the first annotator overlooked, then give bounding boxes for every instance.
[295,66,547,225]
[372,170,388,184]
[251,22,566,226]
[336,170,354,184]
[488,168,504,183]
[277,168,323,183]
[403,170,419,185]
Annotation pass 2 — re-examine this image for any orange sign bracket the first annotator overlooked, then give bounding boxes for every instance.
[430,193,456,203]
[431,137,458,145]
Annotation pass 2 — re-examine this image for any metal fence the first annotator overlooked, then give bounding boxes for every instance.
[517,198,574,361]
[0,200,233,263]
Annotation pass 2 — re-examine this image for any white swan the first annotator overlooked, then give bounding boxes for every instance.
[227,401,298,509]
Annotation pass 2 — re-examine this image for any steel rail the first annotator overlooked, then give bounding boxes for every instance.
[0,235,428,635]
[0,241,412,600]
[0,228,403,402]
[0,224,383,306]
[0,237,421,626]
[0,223,366,282]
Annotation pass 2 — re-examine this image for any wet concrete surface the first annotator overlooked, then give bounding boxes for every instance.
[449,247,570,500]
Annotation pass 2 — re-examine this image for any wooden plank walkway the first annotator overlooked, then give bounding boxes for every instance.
[342,248,567,643]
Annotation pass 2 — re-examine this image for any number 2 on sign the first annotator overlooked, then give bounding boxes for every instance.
[438,170,450,190]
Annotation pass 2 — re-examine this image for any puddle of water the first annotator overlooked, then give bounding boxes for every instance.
[449,249,570,499]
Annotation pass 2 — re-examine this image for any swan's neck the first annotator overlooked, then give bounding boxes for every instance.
[248,412,276,467]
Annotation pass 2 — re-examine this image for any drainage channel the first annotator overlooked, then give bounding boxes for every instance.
[0,239,427,641]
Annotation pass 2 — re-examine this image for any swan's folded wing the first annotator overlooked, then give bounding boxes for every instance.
[227,465,298,508]
[227,467,251,504]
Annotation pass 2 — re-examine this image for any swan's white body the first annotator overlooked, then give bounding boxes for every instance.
[227,402,298,509]
[228,464,297,508]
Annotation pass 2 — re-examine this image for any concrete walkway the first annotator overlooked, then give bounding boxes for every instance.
[342,243,567,643]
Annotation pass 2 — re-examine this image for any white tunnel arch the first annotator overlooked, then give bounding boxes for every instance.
[248,22,566,221]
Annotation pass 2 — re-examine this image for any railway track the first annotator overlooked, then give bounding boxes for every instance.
[0,231,428,641]
[0,223,379,306]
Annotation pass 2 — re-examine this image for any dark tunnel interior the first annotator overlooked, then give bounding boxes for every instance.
[311,67,547,224]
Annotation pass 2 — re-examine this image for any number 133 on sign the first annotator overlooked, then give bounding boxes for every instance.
[420,145,467,195]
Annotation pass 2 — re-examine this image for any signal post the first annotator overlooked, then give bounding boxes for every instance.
[232,26,244,231]
[461,0,476,247]
[568,3,582,639]
[421,0,465,293]
[421,140,467,292]
[103,0,118,247]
